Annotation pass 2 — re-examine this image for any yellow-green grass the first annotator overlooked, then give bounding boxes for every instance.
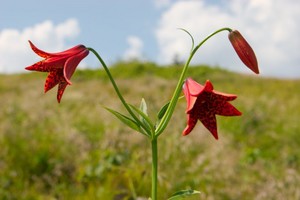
[0,62,299,199]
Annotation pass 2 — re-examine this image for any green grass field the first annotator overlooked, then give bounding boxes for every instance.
[0,62,299,199]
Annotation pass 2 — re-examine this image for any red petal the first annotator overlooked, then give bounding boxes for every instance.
[25,57,66,72]
[213,91,237,101]
[199,113,218,140]
[185,78,204,96]
[25,61,48,72]
[182,114,197,136]
[44,72,60,93]
[183,78,206,113]
[183,82,197,113]
[204,80,213,92]
[57,81,68,103]
[29,40,87,58]
[28,40,52,58]
[215,102,242,116]
[63,49,89,85]
[51,45,87,57]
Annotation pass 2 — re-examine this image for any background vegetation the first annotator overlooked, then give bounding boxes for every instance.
[0,62,299,199]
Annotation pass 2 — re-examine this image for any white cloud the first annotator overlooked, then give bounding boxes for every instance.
[155,0,300,78]
[123,36,144,61]
[0,18,80,73]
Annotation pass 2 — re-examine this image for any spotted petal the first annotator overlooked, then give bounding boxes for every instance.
[199,113,218,140]
[25,56,67,72]
[44,71,61,93]
[215,102,242,116]
[182,114,197,136]
[57,81,68,103]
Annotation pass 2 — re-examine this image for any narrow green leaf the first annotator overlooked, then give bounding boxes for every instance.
[140,98,148,116]
[104,107,141,132]
[168,189,201,200]
[157,101,170,120]
[129,104,154,133]
[157,95,184,121]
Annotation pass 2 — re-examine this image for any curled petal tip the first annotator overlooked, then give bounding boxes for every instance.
[214,135,219,140]
[25,66,32,70]
[182,124,191,136]
[25,64,41,71]
[204,80,214,91]
[182,129,190,136]
[28,40,37,51]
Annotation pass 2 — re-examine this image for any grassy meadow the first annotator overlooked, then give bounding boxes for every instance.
[0,62,299,199]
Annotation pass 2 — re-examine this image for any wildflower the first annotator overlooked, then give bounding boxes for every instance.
[183,78,242,140]
[229,30,259,74]
[25,41,89,102]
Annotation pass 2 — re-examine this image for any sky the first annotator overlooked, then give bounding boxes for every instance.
[0,0,299,78]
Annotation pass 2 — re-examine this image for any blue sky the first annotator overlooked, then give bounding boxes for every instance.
[1,0,299,78]
[0,0,161,64]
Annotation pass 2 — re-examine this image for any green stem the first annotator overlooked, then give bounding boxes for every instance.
[151,138,158,200]
[88,48,151,135]
[155,27,232,136]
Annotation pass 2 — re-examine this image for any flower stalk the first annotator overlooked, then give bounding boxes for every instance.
[155,27,232,136]
[87,47,151,136]
[25,27,258,199]
[151,138,158,200]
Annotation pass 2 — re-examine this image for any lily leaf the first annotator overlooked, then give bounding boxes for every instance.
[140,98,148,116]
[168,189,201,200]
[129,104,154,133]
[104,107,141,133]
[157,101,170,121]
[157,95,184,121]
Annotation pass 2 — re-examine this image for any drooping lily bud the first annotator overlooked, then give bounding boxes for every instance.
[229,30,259,74]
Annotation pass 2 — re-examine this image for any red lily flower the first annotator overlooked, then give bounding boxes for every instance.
[25,41,89,103]
[228,30,259,74]
[183,78,242,140]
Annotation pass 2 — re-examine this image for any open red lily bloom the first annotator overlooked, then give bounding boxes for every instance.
[229,30,259,74]
[183,78,242,140]
[25,41,89,103]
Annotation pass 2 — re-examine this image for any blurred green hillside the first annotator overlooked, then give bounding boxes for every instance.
[0,62,299,199]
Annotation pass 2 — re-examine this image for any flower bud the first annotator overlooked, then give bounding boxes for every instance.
[229,30,259,74]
